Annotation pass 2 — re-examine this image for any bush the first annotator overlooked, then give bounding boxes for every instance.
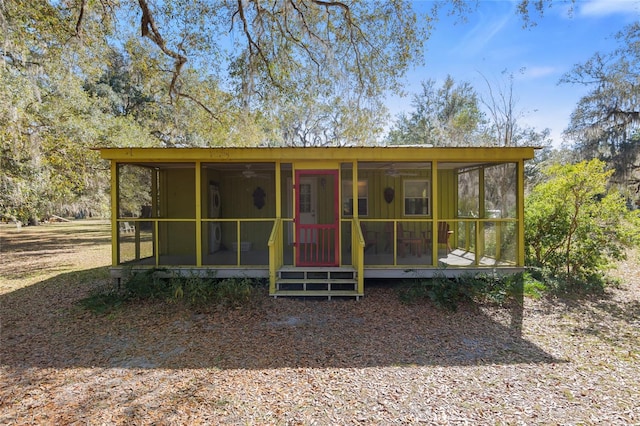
[79,291,124,315]
[80,269,263,313]
[398,271,524,311]
[123,268,173,300]
[213,277,258,308]
[525,159,639,292]
[171,275,260,308]
[521,271,547,299]
[525,266,614,295]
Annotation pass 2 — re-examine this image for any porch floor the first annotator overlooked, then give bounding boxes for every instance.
[359,248,513,267]
[441,249,514,267]
[120,248,512,269]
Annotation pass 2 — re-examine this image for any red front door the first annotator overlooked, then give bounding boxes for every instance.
[295,170,339,266]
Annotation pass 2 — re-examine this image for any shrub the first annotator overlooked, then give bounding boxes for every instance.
[123,268,173,300]
[521,271,547,299]
[213,277,257,308]
[525,159,639,292]
[79,291,124,314]
[80,269,263,313]
[398,271,524,311]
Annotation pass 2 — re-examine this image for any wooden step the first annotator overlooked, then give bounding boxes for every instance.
[276,280,357,292]
[273,266,359,299]
[276,278,357,284]
[272,289,363,300]
[279,271,356,279]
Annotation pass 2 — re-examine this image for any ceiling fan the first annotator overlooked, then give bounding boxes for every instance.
[241,165,268,179]
[384,164,418,178]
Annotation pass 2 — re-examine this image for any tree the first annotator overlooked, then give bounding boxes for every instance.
[0,0,569,221]
[386,76,486,146]
[525,159,639,291]
[480,70,552,147]
[562,23,640,206]
[386,72,553,148]
[266,75,388,146]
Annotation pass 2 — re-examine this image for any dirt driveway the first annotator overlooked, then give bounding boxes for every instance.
[1,222,638,424]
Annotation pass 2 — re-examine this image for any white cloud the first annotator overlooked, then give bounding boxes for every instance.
[520,66,558,80]
[579,0,640,17]
[454,5,515,55]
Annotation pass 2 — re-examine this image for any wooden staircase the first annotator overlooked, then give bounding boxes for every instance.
[273,266,362,300]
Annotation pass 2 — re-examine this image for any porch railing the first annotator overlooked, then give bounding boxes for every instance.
[356,218,519,267]
[114,215,519,275]
[352,218,365,296]
[268,218,283,294]
[452,218,518,266]
[115,217,275,267]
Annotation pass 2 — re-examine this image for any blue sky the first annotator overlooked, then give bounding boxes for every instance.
[387,0,640,147]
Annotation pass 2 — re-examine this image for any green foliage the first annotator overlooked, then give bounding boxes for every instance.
[79,269,263,314]
[123,269,174,300]
[562,23,640,203]
[79,291,125,315]
[398,272,524,311]
[386,76,486,146]
[0,1,586,219]
[427,273,471,311]
[210,277,258,308]
[521,272,547,299]
[525,159,638,292]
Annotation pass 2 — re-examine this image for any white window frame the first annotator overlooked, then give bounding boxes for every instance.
[403,179,430,216]
[342,179,368,217]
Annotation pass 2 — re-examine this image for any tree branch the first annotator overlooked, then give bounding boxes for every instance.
[175,92,224,124]
[75,0,86,38]
[235,0,280,87]
[138,0,187,101]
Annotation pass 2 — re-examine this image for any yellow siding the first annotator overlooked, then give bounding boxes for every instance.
[317,175,336,224]
[359,170,450,220]
[438,170,456,219]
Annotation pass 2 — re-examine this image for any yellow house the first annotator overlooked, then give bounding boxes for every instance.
[98,146,536,299]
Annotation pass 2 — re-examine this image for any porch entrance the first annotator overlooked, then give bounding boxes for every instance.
[295,170,339,266]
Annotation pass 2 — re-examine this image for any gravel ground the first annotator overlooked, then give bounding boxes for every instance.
[1,222,638,424]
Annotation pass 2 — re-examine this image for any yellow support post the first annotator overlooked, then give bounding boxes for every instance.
[236,220,241,266]
[270,162,282,295]
[291,165,297,267]
[431,162,439,267]
[353,161,364,296]
[110,162,119,267]
[477,167,485,266]
[517,160,526,266]
[154,220,159,267]
[195,162,202,267]
[152,169,158,261]
[352,161,358,221]
[275,161,281,218]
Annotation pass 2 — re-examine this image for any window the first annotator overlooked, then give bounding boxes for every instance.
[404,179,430,216]
[342,179,368,216]
[299,182,312,213]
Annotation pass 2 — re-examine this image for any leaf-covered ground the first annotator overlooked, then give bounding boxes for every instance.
[1,222,638,424]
